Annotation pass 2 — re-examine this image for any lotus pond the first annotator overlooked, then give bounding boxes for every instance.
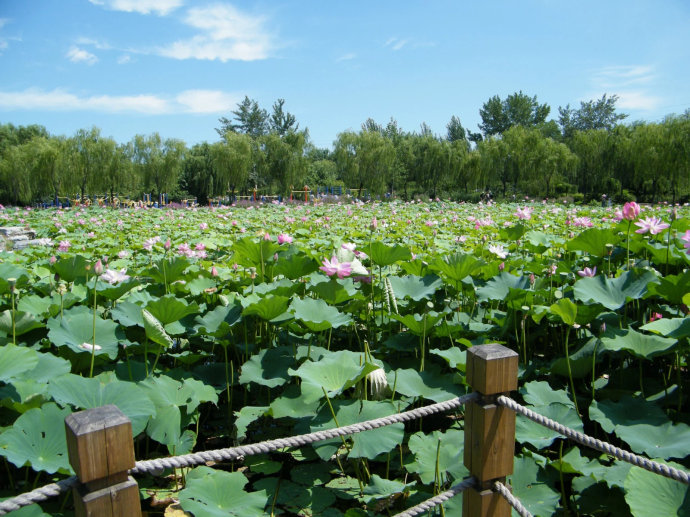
[0,199,689,516]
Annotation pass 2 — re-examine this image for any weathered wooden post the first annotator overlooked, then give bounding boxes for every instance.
[65,405,142,517]
[463,344,518,517]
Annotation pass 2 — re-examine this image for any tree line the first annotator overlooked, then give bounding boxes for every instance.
[1,92,689,206]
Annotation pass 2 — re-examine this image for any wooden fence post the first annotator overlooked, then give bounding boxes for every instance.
[463,344,518,517]
[65,405,142,517]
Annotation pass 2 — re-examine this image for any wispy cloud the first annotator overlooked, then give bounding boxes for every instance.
[0,18,9,29]
[88,0,183,16]
[589,64,661,112]
[66,46,99,65]
[117,54,132,64]
[336,52,356,62]
[0,88,239,114]
[385,37,408,51]
[157,4,273,61]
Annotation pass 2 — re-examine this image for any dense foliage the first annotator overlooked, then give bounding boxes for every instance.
[1,94,690,207]
[0,198,688,516]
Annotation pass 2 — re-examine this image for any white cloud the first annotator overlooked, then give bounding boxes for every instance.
[0,88,240,115]
[384,37,408,51]
[175,90,239,113]
[66,46,99,65]
[0,18,9,29]
[88,0,183,16]
[615,91,662,111]
[158,4,272,61]
[589,64,662,112]
[593,65,656,88]
[117,54,132,64]
[336,52,356,62]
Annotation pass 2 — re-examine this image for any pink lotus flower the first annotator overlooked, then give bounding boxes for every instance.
[101,268,130,284]
[341,242,356,251]
[94,259,104,275]
[622,202,641,221]
[117,250,129,259]
[211,266,218,277]
[199,222,208,230]
[650,312,663,322]
[164,239,171,251]
[195,242,206,251]
[572,217,593,228]
[635,216,670,235]
[50,255,57,264]
[514,206,533,220]
[577,266,596,277]
[320,256,352,279]
[488,244,508,259]
[263,232,271,241]
[278,234,293,244]
[57,240,71,252]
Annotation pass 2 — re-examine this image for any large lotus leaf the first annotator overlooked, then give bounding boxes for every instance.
[309,400,405,460]
[0,262,31,294]
[183,276,217,296]
[520,381,576,409]
[430,347,467,370]
[147,256,191,284]
[589,396,668,434]
[548,446,590,474]
[624,463,690,517]
[145,294,199,326]
[52,255,88,283]
[110,300,145,327]
[178,466,268,517]
[599,327,677,359]
[46,306,124,359]
[566,228,620,257]
[269,384,321,419]
[234,406,268,441]
[390,311,442,335]
[142,375,217,446]
[233,237,280,269]
[477,272,531,303]
[362,474,412,505]
[430,252,484,284]
[509,455,561,517]
[549,298,577,326]
[142,309,173,348]
[641,317,690,339]
[248,278,300,297]
[648,269,690,305]
[309,278,360,305]
[49,372,155,436]
[93,276,139,301]
[274,251,319,279]
[17,294,54,318]
[0,402,72,473]
[388,366,465,402]
[387,275,442,301]
[0,505,51,516]
[525,230,556,249]
[578,459,631,489]
[499,222,528,241]
[194,303,242,337]
[290,297,352,331]
[0,344,39,382]
[515,403,583,449]
[551,337,605,379]
[242,295,291,322]
[406,429,468,484]
[239,346,294,388]
[252,478,335,515]
[573,269,658,310]
[616,422,690,459]
[368,242,412,267]
[288,354,378,403]
[0,310,44,336]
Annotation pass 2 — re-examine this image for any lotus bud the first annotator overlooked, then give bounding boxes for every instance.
[164,238,171,251]
[94,259,104,276]
[211,266,218,277]
[367,368,388,399]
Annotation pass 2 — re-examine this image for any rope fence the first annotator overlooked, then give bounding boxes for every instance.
[2,344,688,517]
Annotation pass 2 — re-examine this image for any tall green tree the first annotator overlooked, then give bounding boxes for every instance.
[270,98,299,136]
[478,91,550,137]
[558,94,627,139]
[211,132,253,197]
[217,96,269,138]
[334,130,395,196]
[132,133,186,202]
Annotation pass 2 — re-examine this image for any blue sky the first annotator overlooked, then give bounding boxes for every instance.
[0,0,688,149]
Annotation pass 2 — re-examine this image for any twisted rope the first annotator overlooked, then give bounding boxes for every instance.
[493,480,533,517]
[132,392,479,474]
[497,395,690,485]
[0,476,79,516]
[392,477,476,517]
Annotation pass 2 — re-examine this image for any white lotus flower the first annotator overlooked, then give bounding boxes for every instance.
[367,368,388,399]
[101,268,130,285]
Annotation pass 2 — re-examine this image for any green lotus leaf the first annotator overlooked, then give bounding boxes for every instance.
[647,269,690,304]
[242,294,291,322]
[0,263,31,294]
[368,241,412,267]
[290,462,332,486]
[548,446,590,474]
[0,504,51,516]
[362,474,412,504]
[387,274,442,301]
[0,344,39,382]
[573,269,659,310]
[269,385,321,419]
[551,337,605,379]
[0,402,72,473]
[624,463,689,517]
[640,317,690,339]
[46,306,124,359]
[233,237,280,270]
[93,276,139,301]
[499,222,528,241]
[274,250,319,279]
[599,327,677,359]
[309,278,361,304]
[239,346,294,388]
[234,406,268,441]
[616,422,690,459]
[247,278,300,297]
[52,255,88,283]
[388,366,465,403]
[142,309,173,348]
[194,303,242,337]
[17,294,54,318]
[145,294,199,326]
[183,276,216,296]
[110,300,145,327]
[288,354,377,403]
[290,297,352,331]
[49,372,155,436]
[146,256,191,284]
[253,478,336,515]
[549,298,577,326]
[430,347,467,370]
[477,272,531,303]
[178,466,269,517]
[515,403,583,449]
[406,429,468,484]
[589,396,668,433]
[509,455,561,517]
[390,311,442,335]
[430,252,484,284]
[0,310,44,336]
[520,381,576,409]
[566,228,620,257]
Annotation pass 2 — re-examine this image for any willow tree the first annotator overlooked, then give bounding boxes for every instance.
[133,133,186,203]
[211,132,253,198]
[334,130,395,197]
